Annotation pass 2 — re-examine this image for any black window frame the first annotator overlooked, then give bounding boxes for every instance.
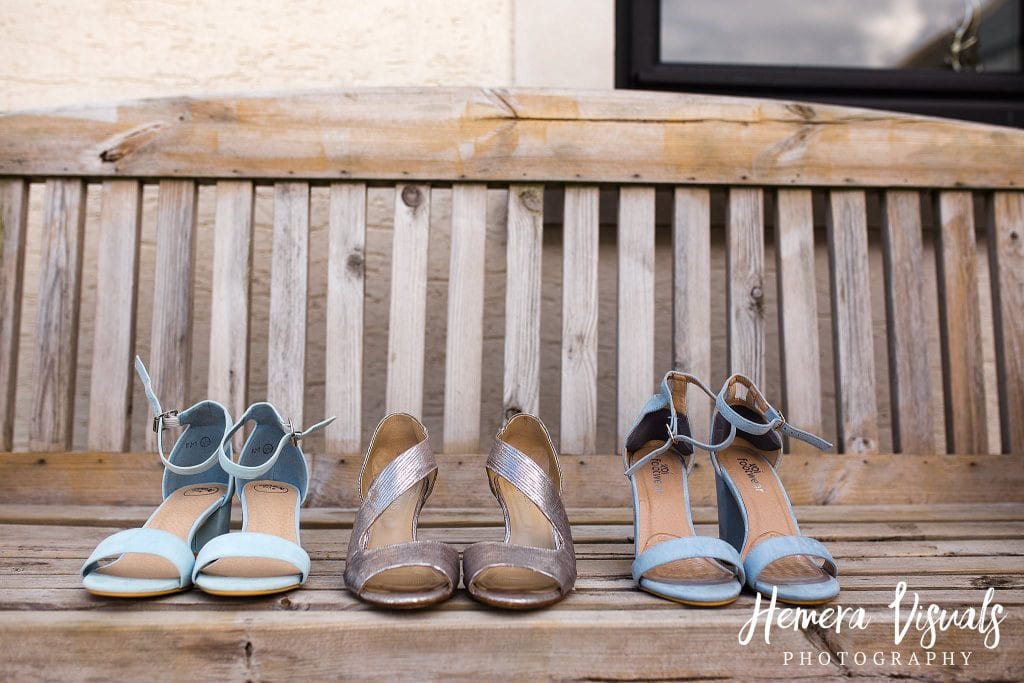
[616,0,1024,127]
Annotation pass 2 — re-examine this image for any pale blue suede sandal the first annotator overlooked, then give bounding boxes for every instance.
[709,374,839,605]
[623,371,745,606]
[81,357,233,598]
[192,403,334,596]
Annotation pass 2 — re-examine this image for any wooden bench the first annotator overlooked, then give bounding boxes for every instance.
[0,88,1022,679]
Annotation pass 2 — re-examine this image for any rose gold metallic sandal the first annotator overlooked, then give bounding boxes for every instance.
[344,413,460,608]
[463,414,576,609]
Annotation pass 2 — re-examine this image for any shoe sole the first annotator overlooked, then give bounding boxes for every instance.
[84,586,187,599]
[197,584,302,597]
[639,585,739,607]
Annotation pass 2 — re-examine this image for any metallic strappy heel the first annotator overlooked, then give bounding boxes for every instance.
[623,371,745,606]
[710,374,839,604]
[344,413,460,608]
[463,414,576,609]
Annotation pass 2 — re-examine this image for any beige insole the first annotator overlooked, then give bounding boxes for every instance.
[361,418,449,594]
[94,483,227,580]
[631,442,734,585]
[201,480,302,578]
[717,439,831,586]
[473,424,562,595]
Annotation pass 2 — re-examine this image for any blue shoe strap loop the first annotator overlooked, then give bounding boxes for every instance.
[743,535,838,590]
[135,356,225,477]
[714,374,833,462]
[193,531,310,582]
[623,371,736,476]
[219,411,336,480]
[632,536,745,585]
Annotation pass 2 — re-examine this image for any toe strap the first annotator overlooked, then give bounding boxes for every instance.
[632,536,745,584]
[463,542,576,595]
[344,540,460,594]
[192,532,310,582]
[82,528,194,587]
[743,535,838,589]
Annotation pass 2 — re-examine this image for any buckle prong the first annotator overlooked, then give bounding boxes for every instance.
[152,410,179,433]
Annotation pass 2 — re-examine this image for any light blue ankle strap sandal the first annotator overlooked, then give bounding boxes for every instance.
[709,374,839,604]
[623,371,745,606]
[81,357,233,597]
[192,403,334,596]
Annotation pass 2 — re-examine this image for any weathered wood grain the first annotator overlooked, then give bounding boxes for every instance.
[147,180,197,448]
[30,180,86,451]
[672,188,711,439]
[325,183,366,454]
[87,181,142,451]
[616,187,656,446]
[2,89,1024,188]
[560,186,599,454]
[207,181,253,421]
[0,180,28,451]
[989,192,1024,454]
[4,452,1022,507]
[880,191,935,453]
[1,606,1019,680]
[443,184,487,452]
[726,188,765,386]
[774,189,822,452]
[936,192,988,454]
[503,185,543,418]
[386,184,430,416]
[827,191,879,454]
[268,182,309,425]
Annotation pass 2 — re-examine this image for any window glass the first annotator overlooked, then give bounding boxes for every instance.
[660,0,1020,71]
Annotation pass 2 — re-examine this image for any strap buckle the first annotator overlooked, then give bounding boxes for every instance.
[152,410,179,433]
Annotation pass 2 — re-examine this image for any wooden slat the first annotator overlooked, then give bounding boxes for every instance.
[30,180,86,451]
[989,192,1024,453]
[827,190,879,454]
[1,605,1020,680]
[616,187,656,446]
[726,188,765,386]
[7,451,1022,508]
[3,89,1024,188]
[0,180,28,451]
[774,189,822,452]
[560,186,598,453]
[672,188,711,439]
[86,181,142,451]
[147,179,197,447]
[503,185,543,418]
[386,184,430,416]
[936,191,988,453]
[325,183,366,454]
[207,181,254,421]
[443,184,487,452]
[880,191,935,453]
[268,182,310,425]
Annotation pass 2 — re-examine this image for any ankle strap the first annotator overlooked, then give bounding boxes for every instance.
[218,403,335,480]
[135,356,225,477]
[623,371,734,478]
[713,374,832,466]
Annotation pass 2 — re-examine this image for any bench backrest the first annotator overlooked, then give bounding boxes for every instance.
[0,88,1021,456]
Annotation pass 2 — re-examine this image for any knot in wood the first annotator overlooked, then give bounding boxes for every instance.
[401,186,423,207]
[750,285,763,301]
[518,189,542,213]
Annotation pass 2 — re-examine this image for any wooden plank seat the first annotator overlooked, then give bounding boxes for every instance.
[1,88,1023,679]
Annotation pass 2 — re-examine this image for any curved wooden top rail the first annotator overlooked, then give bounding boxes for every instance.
[1,87,1022,188]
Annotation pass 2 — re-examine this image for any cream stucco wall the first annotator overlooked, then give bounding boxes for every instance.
[0,0,613,111]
